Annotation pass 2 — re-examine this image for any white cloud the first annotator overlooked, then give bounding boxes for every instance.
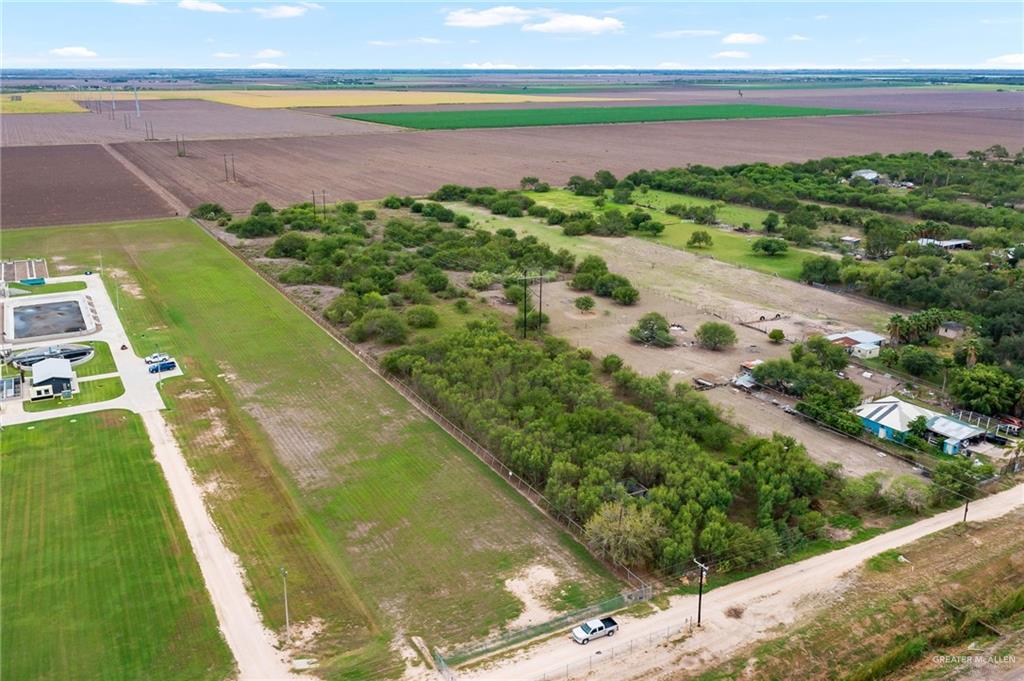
[213,51,240,58]
[249,62,286,68]
[713,50,750,59]
[722,32,766,44]
[814,14,829,20]
[787,34,810,41]
[657,61,689,69]
[50,46,97,57]
[299,1,324,8]
[986,53,1024,67]
[446,6,537,28]
[253,48,285,58]
[446,6,622,34]
[178,0,233,12]
[462,61,530,69]
[523,14,623,34]
[252,5,307,19]
[655,29,720,38]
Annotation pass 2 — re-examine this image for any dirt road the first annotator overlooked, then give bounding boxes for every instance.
[458,483,1024,681]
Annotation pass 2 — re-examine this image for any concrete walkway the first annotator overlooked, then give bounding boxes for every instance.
[2,274,299,679]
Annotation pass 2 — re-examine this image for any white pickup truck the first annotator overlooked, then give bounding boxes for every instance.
[571,617,618,644]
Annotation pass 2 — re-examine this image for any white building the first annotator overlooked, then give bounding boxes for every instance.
[29,357,76,400]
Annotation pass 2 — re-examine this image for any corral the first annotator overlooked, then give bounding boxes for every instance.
[109,109,1024,212]
[0,145,174,227]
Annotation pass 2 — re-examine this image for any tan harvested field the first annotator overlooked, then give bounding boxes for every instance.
[1,100,393,147]
[1,144,175,227]
[112,109,1024,212]
[307,86,1024,115]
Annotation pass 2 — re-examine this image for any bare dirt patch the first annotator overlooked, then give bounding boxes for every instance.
[106,267,145,299]
[503,565,561,631]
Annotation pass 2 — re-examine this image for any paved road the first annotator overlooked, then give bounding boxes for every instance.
[3,275,299,679]
[461,483,1024,681]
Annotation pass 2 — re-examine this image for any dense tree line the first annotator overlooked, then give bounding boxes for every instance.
[625,150,1024,230]
[382,322,834,570]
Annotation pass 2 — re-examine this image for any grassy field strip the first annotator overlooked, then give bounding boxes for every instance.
[1,411,234,681]
[4,219,620,678]
[7,281,87,295]
[22,376,125,413]
[339,103,870,129]
[522,189,815,280]
[0,89,631,114]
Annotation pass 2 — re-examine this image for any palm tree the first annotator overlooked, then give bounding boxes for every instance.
[887,314,905,346]
[963,339,981,369]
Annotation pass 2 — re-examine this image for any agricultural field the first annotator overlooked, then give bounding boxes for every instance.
[110,109,1024,213]
[1,411,233,681]
[3,219,620,677]
[339,103,869,129]
[1,144,174,227]
[3,89,625,113]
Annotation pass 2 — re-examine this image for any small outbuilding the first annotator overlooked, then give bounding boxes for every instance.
[850,342,880,359]
[937,321,967,340]
[840,236,862,247]
[915,238,973,251]
[29,357,76,401]
[827,329,886,350]
[851,169,881,183]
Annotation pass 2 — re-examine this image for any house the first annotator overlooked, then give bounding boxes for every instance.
[851,169,881,184]
[826,329,886,351]
[915,238,973,251]
[850,342,880,359]
[840,236,862,247]
[854,397,985,454]
[937,321,967,340]
[29,357,76,401]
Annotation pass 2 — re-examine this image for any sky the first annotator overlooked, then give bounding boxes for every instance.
[1,1,1022,70]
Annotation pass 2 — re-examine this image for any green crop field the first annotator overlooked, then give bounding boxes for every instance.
[339,103,869,129]
[3,219,619,677]
[520,189,814,280]
[23,376,124,413]
[1,411,233,681]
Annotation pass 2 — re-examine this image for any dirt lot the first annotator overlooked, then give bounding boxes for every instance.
[1,99,393,147]
[706,386,912,477]
[0,144,175,227]
[306,86,1024,115]
[112,109,1024,211]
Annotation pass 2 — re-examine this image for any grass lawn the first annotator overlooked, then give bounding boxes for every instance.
[521,189,815,281]
[339,103,869,129]
[7,281,87,295]
[2,341,115,379]
[23,376,124,413]
[3,219,620,677]
[1,411,233,681]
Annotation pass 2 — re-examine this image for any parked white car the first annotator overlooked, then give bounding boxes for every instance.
[145,353,171,364]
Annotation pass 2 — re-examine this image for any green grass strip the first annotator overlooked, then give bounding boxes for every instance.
[340,103,870,130]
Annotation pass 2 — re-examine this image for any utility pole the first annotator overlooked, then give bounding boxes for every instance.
[321,189,327,217]
[521,272,528,339]
[693,558,709,627]
[963,498,969,523]
[280,567,290,643]
[312,191,318,220]
[134,87,141,117]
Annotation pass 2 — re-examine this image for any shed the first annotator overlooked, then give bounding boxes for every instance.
[937,321,966,340]
[29,357,75,400]
[851,342,880,359]
[840,236,861,245]
[851,169,881,183]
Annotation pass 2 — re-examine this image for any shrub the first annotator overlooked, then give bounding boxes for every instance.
[695,322,738,350]
[348,309,408,344]
[527,204,550,218]
[752,237,789,256]
[324,293,362,324]
[468,271,497,290]
[611,285,639,305]
[190,202,230,221]
[265,232,309,259]
[546,209,567,225]
[454,299,470,314]
[381,195,403,209]
[406,305,440,328]
[571,271,597,291]
[594,273,631,297]
[601,354,624,373]
[250,201,274,216]
[410,202,424,213]
[687,230,713,248]
[227,214,283,238]
[454,214,471,228]
[629,312,676,347]
[768,328,786,343]
[574,295,595,313]
[360,209,377,221]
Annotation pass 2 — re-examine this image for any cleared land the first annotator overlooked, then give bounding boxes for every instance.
[1,411,233,681]
[1,89,629,113]
[676,509,1024,681]
[111,109,1024,212]
[3,219,620,678]
[338,104,868,129]
[1,99,393,147]
[1,144,174,227]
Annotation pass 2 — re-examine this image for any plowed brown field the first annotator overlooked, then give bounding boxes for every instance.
[113,109,1024,212]
[1,145,174,227]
